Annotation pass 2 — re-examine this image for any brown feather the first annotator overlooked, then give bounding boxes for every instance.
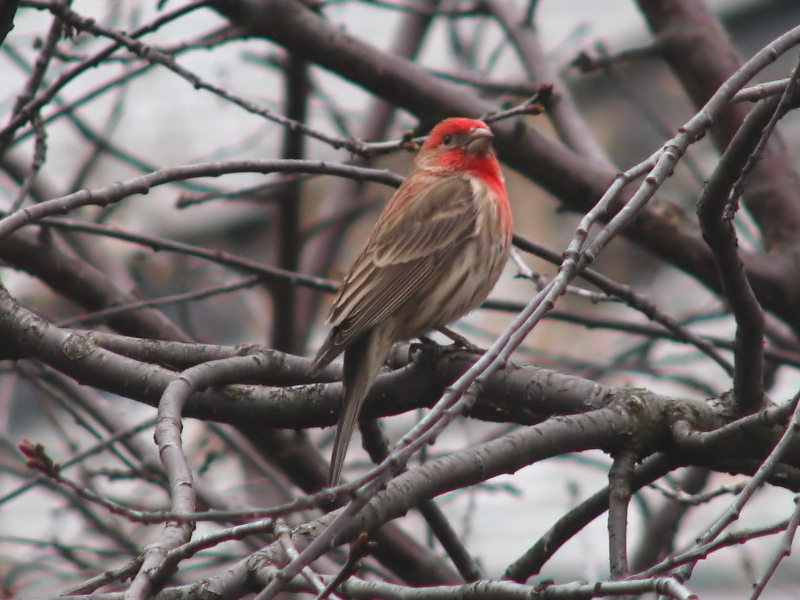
[324,177,478,346]
[328,327,394,486]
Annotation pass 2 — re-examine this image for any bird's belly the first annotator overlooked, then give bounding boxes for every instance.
[390,233,507,340]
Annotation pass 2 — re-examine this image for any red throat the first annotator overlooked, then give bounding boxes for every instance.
[436,149,506,197]
[468,154,506,197]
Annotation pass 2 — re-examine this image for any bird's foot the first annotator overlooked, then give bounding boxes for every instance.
[434,326,485,354]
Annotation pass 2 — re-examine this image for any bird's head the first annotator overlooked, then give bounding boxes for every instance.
[414,118,503,191]
[419,118,495,161]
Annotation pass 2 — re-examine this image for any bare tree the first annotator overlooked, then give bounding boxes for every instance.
[2,1,800,598]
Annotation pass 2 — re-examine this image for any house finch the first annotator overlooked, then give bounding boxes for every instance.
[311,117,513,486]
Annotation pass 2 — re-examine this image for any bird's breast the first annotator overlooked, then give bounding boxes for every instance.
[389,193,511,341]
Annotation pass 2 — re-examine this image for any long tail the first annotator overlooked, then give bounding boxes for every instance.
[329,328,392,486]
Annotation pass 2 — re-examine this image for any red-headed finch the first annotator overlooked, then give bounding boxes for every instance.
[311,117,513,486]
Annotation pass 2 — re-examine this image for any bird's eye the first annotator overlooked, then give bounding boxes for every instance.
[442,135,453,145]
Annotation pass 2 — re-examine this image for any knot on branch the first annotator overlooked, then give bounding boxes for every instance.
[666,396,721,446]
[62,331,97,360]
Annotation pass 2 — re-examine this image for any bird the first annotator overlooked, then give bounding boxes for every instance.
[311,117,513,486]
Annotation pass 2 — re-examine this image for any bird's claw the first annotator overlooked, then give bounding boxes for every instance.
[435,326,485,354]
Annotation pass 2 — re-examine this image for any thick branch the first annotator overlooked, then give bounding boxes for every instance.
[697,97,778,413]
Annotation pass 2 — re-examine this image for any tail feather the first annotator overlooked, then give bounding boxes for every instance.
[328,328,393,486]
[309,330,344,375]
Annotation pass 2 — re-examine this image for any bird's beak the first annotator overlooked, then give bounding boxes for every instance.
[466,127,494,155]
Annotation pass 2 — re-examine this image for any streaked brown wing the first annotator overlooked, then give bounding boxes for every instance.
[327,175,478,345]
[370,177,479,266]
